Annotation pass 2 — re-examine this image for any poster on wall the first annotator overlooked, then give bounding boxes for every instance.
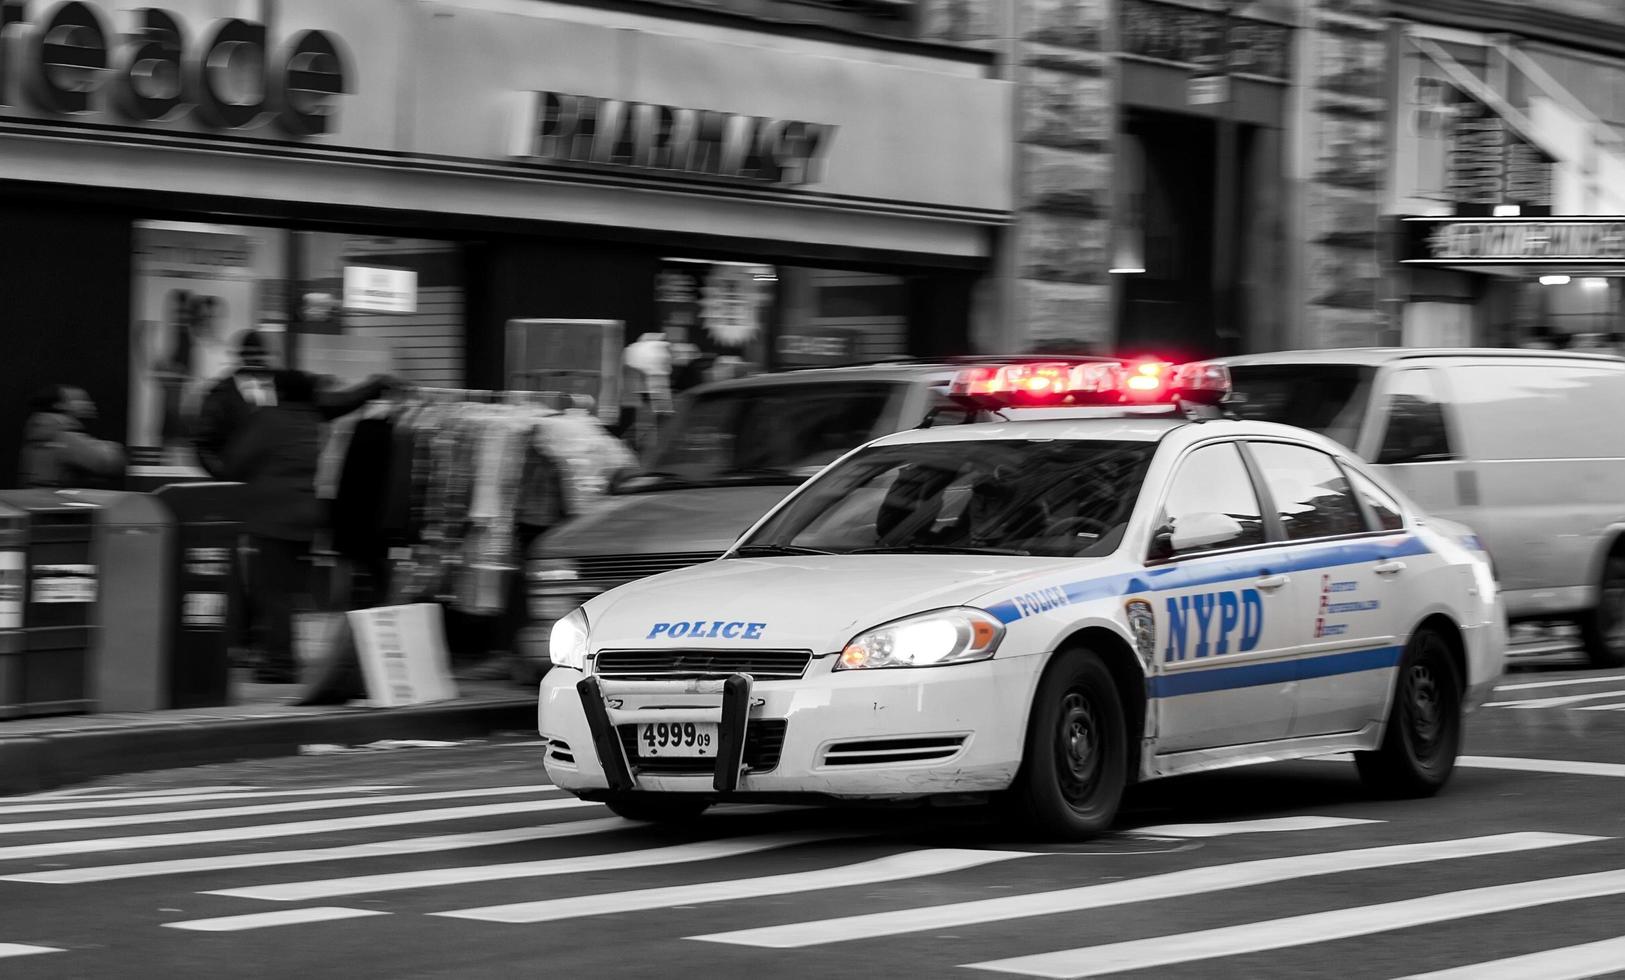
[654,260,774,388]
[128,224,263,478]
[1447,88,1555,213]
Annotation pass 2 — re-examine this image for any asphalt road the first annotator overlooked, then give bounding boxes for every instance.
[2,655,1624,979]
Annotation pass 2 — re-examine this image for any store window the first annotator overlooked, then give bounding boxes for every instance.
[128,220,464,476]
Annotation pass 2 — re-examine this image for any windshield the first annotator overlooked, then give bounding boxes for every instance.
[624,382,905,492]
[739,439,1157,558]
[1226,364,1376,450]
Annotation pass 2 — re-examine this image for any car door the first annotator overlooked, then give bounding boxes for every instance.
[1246,440,1408,739]
[1142,440,1305,753]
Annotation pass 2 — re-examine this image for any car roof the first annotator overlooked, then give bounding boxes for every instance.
[676,356,1122,395]
[1217,347,1625,368]
[869,414,1357,453]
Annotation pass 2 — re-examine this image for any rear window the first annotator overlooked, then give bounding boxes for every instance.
[1227,365,1376,451]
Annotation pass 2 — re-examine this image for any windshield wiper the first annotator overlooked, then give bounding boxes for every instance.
[846,544,1031,556]
[732,544,836,557]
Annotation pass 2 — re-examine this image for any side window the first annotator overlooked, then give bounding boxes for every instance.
[1343,465,1405,531]
[1376,369,1455,464]
[1249,442,1367,541]
[1154,443,1266,559]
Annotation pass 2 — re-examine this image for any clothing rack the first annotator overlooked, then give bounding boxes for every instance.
[409,386,577,408]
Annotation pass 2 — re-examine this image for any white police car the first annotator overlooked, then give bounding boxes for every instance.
[538,361,1505,838]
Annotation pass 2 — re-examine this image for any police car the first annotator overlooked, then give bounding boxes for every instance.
[537,360,1505,838]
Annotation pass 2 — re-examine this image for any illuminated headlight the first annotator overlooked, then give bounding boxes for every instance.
[837,608,1005,670]
[549,608,591,671]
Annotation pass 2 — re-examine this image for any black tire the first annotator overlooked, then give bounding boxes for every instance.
[1006,651,1128,840]
[602,794,713,824]
[1356,628,1462,798]
[1579,551,1625,668]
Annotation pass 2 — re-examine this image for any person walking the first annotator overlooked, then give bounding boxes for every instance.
[222,370,326,684]
[18,385,125,489]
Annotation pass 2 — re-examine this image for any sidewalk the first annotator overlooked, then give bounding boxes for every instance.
[0,670,537,796]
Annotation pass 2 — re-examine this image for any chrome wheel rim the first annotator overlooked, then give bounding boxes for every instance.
[1056,691,1102,808]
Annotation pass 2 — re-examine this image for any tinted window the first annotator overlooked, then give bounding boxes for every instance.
[1343,465,1404,532]
[1376,369,1455,464]
[1156,443,1266,557]
[743,440,1156,558]
[1448,363,1625,460]
[1227,364,1375,450]
[1250,442,1367,540]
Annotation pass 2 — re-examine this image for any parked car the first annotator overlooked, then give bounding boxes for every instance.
[1216,348,1625,666]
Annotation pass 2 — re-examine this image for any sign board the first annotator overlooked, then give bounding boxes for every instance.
[0,551,20,628]
[777,328,861,368]
[1187,75,1231,106]
[343,266,418,314]
[1446,88,1555,213]
[30,564,98,604]
[1400,216,1625,265]
[505,319,625,424]
[1119,0,1294,80]
[347,603,458,708]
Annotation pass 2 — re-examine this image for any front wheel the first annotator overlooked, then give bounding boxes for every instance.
[602,794,712,824]
[1006,651,1128,840]
[1578,552,1625,668]
[1356,628,1462,798]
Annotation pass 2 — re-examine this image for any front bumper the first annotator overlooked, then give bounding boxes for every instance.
[537,654,1046,800]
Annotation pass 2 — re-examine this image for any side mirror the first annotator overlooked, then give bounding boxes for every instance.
[1166,512,1246,555]
[607,465,641,494]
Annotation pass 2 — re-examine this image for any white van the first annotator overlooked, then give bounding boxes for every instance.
[1216,349,1625,667]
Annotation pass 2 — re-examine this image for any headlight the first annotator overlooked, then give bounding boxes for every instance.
[548,608,591,671]
[836,607,1005,670]
[528,559,594,621]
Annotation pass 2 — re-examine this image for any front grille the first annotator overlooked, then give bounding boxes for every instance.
[595,649,814,680]
[618,719,788,774]
[821,735,968,767]
[574,552,723,591]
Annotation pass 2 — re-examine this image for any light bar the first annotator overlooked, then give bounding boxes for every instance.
[948,359,1230,411]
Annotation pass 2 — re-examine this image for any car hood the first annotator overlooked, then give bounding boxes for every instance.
[540,485,799,557]
[583,554,1109,652]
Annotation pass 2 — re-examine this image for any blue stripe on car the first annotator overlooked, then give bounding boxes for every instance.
[1147,645,1403,698]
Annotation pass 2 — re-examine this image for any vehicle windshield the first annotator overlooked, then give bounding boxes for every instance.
[1226,364,1376,450]
[620,382,905,493]
[738,439,1157,558]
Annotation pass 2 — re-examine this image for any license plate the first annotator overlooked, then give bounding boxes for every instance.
[638,721,719,758]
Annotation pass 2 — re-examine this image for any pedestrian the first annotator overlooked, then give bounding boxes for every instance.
[18,385,125,489]
[193,329,277,479]
[222,370,326,684]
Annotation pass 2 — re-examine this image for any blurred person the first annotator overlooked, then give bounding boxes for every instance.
[18,385,125,489]
[193,329,277,479]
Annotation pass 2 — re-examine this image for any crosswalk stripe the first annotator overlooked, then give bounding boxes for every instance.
[964,867,1625,978]
[1494,672,1625,692]
[208,832,846,901]
[3,817,638,884]
[1128,816,1378,838]
[0,943,62,958]
[1483,689,1625,709]
[0,786,406,815]
[1574,701,1625,711]
[434,848,1034,925]
[1396,935,1625,980]
[1459,756,1625,778]
[691,832,1597,949]
[163,907,389,932]
[0,798,597,862]
[0,785,554,835]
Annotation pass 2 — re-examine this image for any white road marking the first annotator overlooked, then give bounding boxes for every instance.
[693,832,1596,949]
[209,832,844,901]
[163,907,389,932]
[0,943,61,958]
[0,798,597,862]
[1128,816,1378,838]
[1458,756,1625,779]
[0,786,405,815]
[1483,689,1625,709]
[4,817,637,884]
[435,849,1034,925]
[1494,673,1625,692]
[0,785,554,834]
[964,868,1625,978]
[1396,935,1625,980]
[1574,702,1625,712]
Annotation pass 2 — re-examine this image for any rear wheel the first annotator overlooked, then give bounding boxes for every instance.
[1356,628,1462,798]
[1579,552,1625,668]
[601,794,713,824]
[1006,651,1127,840]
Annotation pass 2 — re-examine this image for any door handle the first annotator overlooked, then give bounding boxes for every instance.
[1256,574,1289,591]
[1373,560,1407,576]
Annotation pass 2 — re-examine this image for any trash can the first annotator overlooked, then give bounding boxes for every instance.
[54,490,174,712]
[152,483,243,709]
[0,491,101,718]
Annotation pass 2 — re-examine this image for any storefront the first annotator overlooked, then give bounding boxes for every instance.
[0,0,1011,485]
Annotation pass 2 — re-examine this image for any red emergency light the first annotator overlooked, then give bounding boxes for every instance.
[948,359,1231,411]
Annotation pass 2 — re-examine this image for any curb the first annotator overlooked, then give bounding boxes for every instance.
[0,698,537,796]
